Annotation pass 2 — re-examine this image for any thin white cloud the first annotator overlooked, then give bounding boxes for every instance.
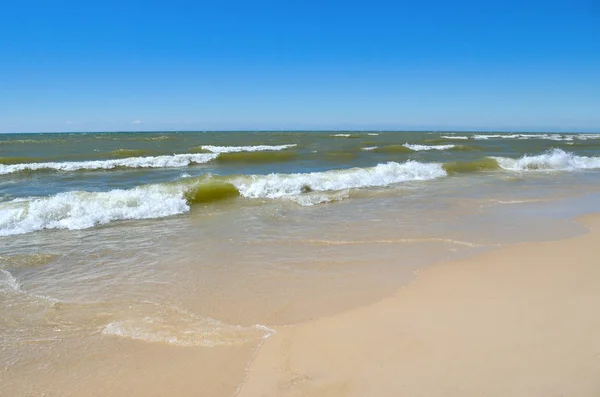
[65,120,74,125]
[131,120,142,125]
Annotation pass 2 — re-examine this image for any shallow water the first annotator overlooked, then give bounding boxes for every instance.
[2,131,600,395]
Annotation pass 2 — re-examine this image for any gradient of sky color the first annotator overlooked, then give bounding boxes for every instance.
[1,0,599,133]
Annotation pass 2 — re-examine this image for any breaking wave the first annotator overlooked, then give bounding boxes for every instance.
[0,161,446,236]
[370,145,414,154]
[441,135,469,140]
[232,161,446,199]
[493,149,600,171]
[200,144,296,153]
[0,186,191,236]
[404,143,456,151]
[0,144,301,175]
[472,133,600,141]
[473,133,565,140]
[0,153,219,175]
[437,133,600,141]
[4,150,598,236]
[443,149,600,174]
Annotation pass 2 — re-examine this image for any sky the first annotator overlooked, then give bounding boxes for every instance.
[1,0,599,133]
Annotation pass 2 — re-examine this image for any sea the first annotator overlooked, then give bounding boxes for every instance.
[2,130,600,395]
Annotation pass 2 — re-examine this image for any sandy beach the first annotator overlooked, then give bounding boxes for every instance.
[238,214,600,397]
[3,0,599,394]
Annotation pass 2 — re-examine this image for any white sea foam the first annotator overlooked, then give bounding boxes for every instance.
[331,134,351,137]
[575,134,600,140]
[286,190,350,206]
[493,149,600,171]
[233,161,447,200]
[0,153,219,175]
[0,185,190,236]
[1,161,447,235]
[0,269,20,293]
[200,144,296,153]
[473,133,573,141]
[367,133,380,136]
[403,143,456,151]
[101,304,271,347]
[439,133,600,141]
[361,146,378,151]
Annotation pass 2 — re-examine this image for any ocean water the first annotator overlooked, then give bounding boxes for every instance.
[2,130,600,395]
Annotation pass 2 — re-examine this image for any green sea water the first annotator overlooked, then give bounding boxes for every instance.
[2,130,600,396]
[2,130,600,204]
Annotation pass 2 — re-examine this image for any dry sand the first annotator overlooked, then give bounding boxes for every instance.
[237,214,600,397]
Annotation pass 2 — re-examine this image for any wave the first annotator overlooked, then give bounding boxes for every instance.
[215,151,297,164]
[492,149,600,171]
[0,269,20,293]
[110,148,154,157]
[331,134,351,137]
[404,143,456,151]
[321,151,358,162]
[443,158,501,174]
[0,185,191,236]
[0,153,218,175]
[189,146,211,153]
[0,138,66,145]
[371,144,414,153]
[473,133,548,140]
[425,138,453,144]
[94,134,176,142]
[438,133,600,141]
[0,161,446,235]
[101,303,271,347]
[184,180,241,203]
[200,144,296,153]
[363,144,458,152]
[472,133,581,141]
[575,134,600,140]
[0,253,59,270]
[1,156,49,165]
[232,161,446,199]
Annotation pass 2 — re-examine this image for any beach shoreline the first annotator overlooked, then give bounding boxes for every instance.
[237,213,600,397]
[3,131,600,397]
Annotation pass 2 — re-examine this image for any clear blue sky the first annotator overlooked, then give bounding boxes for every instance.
[1,0,599,133]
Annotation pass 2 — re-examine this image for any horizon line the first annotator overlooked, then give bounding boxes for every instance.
[2,129,600,135]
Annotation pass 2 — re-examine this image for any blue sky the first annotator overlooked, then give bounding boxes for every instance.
[1,1,599,133]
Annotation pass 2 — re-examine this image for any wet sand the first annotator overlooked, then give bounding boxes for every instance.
[238,214,600,397]
[2,338,257,397]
